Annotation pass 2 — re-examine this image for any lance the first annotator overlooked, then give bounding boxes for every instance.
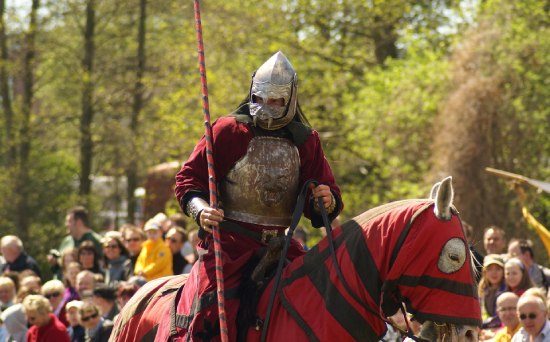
[193,1,229,341]
[485,167,550,193]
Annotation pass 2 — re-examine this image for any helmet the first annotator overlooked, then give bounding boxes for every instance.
[249,51,298,130]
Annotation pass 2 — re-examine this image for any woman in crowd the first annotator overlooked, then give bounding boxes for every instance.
[123,225,145,266]
[504,257,533,296]
[116,282,139,310]
[62,261,82,303]
[77,241,103,277]
[479,254,507,329]
[102,235,133,287]
[41,280,69,326]
[22,294,70,342]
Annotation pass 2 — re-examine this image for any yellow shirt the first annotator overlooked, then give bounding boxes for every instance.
[522,206,550,261]
[493,324,520,342]
[134,238,173,281]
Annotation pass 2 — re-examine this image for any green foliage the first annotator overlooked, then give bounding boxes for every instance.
[0,0,548,273]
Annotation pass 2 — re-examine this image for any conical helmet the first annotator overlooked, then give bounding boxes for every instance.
[249,51,298,130]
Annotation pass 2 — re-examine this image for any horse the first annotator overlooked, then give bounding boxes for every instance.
[110,177,481,341]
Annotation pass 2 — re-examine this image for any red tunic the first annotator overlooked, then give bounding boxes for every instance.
[169,116,343,341]
[26,313,70,342]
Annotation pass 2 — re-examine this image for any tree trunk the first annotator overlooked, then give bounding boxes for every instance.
[126,0,147,223]
[14,0,39,240]
[79,0,96,201]
[0,0,15,164]
[371,18,398,67]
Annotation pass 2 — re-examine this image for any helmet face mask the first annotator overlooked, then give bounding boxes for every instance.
[249,51,298,130]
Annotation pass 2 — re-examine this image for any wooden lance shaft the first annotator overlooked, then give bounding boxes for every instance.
[193,1,229,341]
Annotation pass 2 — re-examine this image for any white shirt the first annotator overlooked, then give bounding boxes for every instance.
[512,321,550,342]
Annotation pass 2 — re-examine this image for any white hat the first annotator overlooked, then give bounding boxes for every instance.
[144,219,161,231]
[66,300,84,311]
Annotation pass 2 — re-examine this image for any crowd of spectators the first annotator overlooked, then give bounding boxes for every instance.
[1,198,549,341]
[0,206,198,341]
[476,223,550,341]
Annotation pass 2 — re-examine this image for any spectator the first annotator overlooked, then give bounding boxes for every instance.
[63,261,82,303]
[116,282,139,310]
[22,294,70,342]
[123,225,145,266]
[18,271,42,293]
[505,257,533,297]
[152,212,171,239]
[41,279,69,326]
[75,270,96,300]
[65,300,85,342]
[484,226,507,256]
[508,238,550,290]
[0,276,16,341]
[102,235,133,287]
[0,235,42,279]
[182,228,200,266]
[1,271,19,293]
[493,292,521,342]
[165,226,189,275]
[77,241,104,276]
[49,247,79,282]
[134,218,173,281]
[512,294,550,341]
[1,286,39,342]
[169,212,188,229]
[463,221,484,282]
[78,301,113,342]
[479,254,507,329]
[126,275,147,289]
[59,206,103,256]
[293,226,309,251]
[92,286,119,321]
[0,276,16,310]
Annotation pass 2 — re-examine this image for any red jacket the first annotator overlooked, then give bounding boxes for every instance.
[26,313,70,342]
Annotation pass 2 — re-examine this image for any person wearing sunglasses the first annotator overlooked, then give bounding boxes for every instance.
[165,226,189,275]
[487,292,520,342]
[40,279,69,327]
[22,294,70,342]
[102,236,133,287]
[78,301,113,342]
[511,294,550,341]
[123,225,145,266]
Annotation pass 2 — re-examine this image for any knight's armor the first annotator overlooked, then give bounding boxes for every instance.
[220,136,300,226]
[249,51,298,131]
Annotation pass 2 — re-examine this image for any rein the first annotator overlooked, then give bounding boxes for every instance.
[260,179,318,342]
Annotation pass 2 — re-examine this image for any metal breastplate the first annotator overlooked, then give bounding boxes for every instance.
[220,136,300,226]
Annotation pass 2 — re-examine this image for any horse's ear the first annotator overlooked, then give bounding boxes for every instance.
[433,176,453,220]
[429,182,441,200]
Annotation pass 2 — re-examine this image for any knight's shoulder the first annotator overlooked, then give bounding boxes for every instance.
[214,115,250,128]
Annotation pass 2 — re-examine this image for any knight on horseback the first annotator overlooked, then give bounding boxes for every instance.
[172,51,344,341]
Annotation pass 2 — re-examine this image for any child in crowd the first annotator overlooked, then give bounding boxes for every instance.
[134,219,173,281]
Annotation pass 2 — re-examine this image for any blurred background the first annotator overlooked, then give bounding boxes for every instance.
[0,0,548,274]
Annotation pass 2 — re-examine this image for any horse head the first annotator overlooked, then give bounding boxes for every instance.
[253,176,481,341]
[379,176,480,341]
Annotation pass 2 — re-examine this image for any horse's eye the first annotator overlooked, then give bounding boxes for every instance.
[438,238,466,274]
[449,253,460,262]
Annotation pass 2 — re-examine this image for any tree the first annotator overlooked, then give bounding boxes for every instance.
[126,0,147,223]
[431,0,550,249]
